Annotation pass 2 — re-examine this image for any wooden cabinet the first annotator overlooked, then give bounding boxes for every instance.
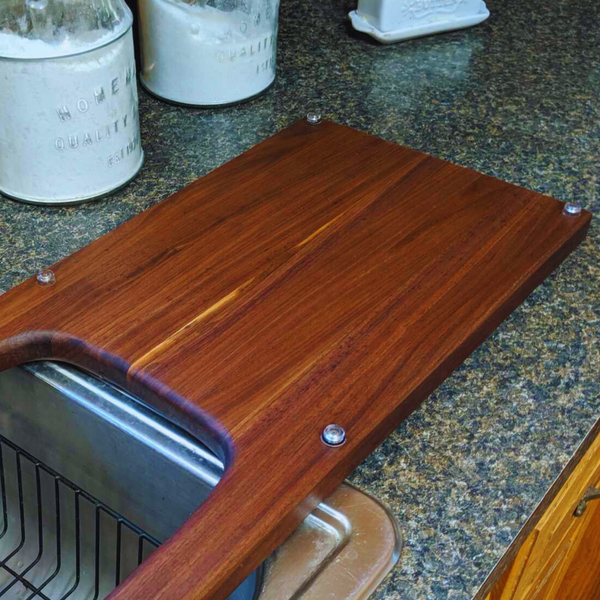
[487,431,600,600]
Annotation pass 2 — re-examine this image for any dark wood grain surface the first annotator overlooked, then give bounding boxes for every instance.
[0,120,591,600]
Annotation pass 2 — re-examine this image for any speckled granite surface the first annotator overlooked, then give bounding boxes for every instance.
[1,0,599,598]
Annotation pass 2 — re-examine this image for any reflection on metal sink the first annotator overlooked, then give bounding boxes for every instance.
[0,362,401,600]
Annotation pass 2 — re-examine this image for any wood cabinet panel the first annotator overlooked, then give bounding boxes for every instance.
[545,476,600,600]
[486,431,600,600]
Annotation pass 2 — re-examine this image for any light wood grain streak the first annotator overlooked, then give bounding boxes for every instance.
[128,278,254,374]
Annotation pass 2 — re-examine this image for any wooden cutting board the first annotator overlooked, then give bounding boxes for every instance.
[0,120,591,600]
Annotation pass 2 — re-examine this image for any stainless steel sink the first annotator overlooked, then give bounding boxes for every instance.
[0,362,401,600]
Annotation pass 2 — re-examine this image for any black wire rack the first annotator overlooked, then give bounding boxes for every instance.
[0,433,160,600]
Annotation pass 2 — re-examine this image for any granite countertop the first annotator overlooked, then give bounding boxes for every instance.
[1,0,599,598]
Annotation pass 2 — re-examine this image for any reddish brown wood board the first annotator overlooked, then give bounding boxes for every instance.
[0,120,591,600]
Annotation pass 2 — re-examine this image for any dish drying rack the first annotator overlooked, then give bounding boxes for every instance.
[0,435,159,600]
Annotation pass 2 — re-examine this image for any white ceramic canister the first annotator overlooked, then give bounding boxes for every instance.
[138,0,280,106]
[0,0,143,205]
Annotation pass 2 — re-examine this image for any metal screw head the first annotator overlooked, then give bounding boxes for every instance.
[563,202,582,216]
[574,500,587,517]
[322,424,346,447]
[305,112,322,126]
[26,0,48,9]
[36,269,56,286]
